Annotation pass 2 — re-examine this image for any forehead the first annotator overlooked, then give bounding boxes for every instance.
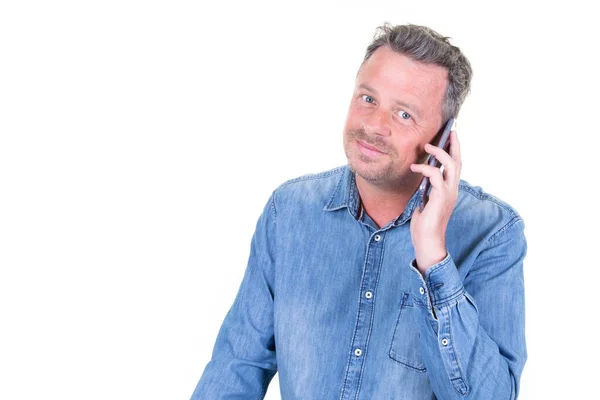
[357,46,448,122]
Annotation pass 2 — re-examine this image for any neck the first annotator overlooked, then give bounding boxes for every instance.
[355,174,419,228]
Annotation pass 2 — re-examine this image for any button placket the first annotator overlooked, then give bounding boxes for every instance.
[339,231,386,399]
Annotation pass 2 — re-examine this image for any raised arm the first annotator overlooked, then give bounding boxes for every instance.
[409,217,527,399]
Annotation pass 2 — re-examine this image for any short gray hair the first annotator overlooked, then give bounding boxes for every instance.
[362,23,473,123]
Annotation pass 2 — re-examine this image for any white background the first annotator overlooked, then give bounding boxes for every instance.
[1,1,598,399]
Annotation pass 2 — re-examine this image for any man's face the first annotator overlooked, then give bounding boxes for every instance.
[343,46,448,189]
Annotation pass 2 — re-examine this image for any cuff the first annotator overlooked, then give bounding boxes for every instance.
[408,253,465,308]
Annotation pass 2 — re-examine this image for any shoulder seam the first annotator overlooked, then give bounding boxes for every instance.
[269,191,278,224]
[458,184,518,218]
[488,215,524,242]
[277,166,345,188]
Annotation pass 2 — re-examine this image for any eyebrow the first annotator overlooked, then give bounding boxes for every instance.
[358,83,422,119]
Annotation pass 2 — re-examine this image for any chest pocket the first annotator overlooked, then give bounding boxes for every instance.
[388,292,427,373]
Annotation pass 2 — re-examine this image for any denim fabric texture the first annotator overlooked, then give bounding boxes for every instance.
[191,165,527,400]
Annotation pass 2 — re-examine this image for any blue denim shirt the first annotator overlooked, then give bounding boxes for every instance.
[191,165,527,399]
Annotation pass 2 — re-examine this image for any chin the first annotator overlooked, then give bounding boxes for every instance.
[348,157,389,183]
[349,158,413,190]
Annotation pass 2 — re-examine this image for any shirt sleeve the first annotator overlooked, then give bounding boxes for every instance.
[190,194,278,400]
[408,217,527,399]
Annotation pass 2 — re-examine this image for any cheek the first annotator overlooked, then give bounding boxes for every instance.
[395,139,426,165]
[411,142,428,163]
[396,143,414,159]
[392,128,421,154]
[342,108,356,131]
[345,107,362,127]
[347,100,372,121]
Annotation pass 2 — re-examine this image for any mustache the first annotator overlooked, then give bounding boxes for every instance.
[348,128,392,154]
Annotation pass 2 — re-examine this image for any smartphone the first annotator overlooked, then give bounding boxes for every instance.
[416,117,455,212]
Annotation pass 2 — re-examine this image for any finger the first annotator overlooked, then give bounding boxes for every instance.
[446,131,462,185]
[425,131,461,185]
[448,130,462,176]
[424,142,457,183]
[410,163,445,189]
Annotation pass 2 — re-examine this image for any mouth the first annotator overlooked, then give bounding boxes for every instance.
[357,140,386,156]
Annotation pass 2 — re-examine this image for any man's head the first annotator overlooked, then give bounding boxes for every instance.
[363,24,473,124]
[343,23,472,190]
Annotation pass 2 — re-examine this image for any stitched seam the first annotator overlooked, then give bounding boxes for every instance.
[355,234,387,397]
[488,215,523,242]
[340,237,371,398]
[269,191,278,302]
[388,353,427,372]
[279,165,345,187]
[447,304,469,396]
[270,191,278,222]
[388,293,428,372]
[388,292,408,356]
[325,168,346,209]
[424,253,452,276]
[458,184,518,217]
[432,288,465,307]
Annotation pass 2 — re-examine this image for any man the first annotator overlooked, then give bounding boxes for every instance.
[191,23,527,399]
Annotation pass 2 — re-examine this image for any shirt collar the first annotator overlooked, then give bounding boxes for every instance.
[323,165,362,219]
[323,165,421,226]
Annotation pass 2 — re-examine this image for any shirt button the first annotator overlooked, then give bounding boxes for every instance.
[365,291,373,299]
[419,287,425,295]
[441,338,449,346]
[374,234,381,242]
[354,348,362,357]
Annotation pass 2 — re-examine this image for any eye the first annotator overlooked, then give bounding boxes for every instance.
[398,110,411,120]
[361,95,375,104]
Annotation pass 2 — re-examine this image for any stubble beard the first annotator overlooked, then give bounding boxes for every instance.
[347,153,393,183]
[344,127,398,184]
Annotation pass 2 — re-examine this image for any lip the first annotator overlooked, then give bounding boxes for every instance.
[357,140,385,154]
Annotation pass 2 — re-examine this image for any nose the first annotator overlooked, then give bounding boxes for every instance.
[362,108,392,137]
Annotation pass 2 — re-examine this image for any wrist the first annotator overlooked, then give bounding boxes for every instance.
[414,246,447,273]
